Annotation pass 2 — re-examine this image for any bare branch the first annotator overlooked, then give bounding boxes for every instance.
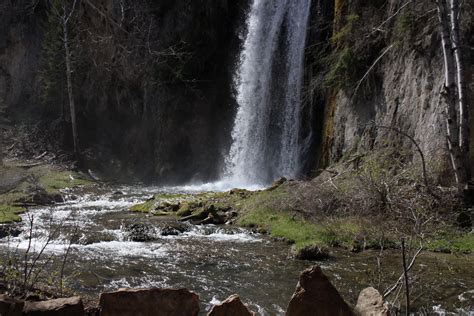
[64,0,79,24]
[367,1,414,37]
[383,246,423,298]
[352,45,394,100]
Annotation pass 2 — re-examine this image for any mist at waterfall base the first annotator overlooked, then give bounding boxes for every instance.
[182,0,311,191]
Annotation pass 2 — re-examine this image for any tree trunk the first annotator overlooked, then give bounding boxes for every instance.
[449,0,470,169]
[63,19,79,159]
[0,130,4,167]
[437,0,468,189]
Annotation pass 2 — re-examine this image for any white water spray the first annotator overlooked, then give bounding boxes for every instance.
[224,0,311,187]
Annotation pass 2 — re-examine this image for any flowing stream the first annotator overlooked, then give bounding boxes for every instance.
[224,0,311,187]
[0,186,472,315]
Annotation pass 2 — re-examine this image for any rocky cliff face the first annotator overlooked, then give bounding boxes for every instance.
[0,0,248,183]
[305,0,473,182]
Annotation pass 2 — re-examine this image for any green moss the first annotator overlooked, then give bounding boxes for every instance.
[176,203,192,217]
[34,167,93,194]
[0,205,25,223]
[331,14,360,45]
[129,199,156,213]
[154,193,187,200]
[0,192,28,205]
[191,207,208,217]
[325,47,359,89]
[393,12,415,43]
[129,192,188,214]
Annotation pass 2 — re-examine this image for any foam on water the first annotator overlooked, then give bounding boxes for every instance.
[181,231,260,243]
[166,179,265,193]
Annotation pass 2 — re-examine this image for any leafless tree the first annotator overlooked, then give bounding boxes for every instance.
[50,0,80,159]
[436,0,470,192]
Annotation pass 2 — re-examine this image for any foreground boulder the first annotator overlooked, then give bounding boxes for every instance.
[354,287,390,316]
[99,288,199,316]
[23,296,84,316]
[0,294,24,316]
[208,294,255,316]
[286,266,353,316]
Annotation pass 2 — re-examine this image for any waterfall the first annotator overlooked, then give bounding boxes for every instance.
[224,0,311,186]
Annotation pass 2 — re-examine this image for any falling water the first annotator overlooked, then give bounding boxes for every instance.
[224,0,312,186]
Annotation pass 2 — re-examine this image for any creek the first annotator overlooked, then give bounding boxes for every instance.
[0,185,472,315]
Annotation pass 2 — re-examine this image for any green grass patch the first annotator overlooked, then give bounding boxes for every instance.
[427,233,474,254]
[0,205,25,223]
[238,207,321,250]
[0,192,28,205]
[237,206,371,251]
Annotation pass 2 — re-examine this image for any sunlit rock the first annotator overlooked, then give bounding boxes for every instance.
[208,294,255,316]
[354,287,390,316]
[99,288,199,316]
[23,297,84,316]
[286,266,352,316]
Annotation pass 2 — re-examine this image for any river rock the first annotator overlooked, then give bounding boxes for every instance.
[208,294,255,316]
[0,224,22,239]
[0,294,24,316]
[124,223,157,242]
[293,245,330,261]
[23,296,84,316]
[267,177,287,191]
[159,222,189,236]
[354,287,390,316]
[228,189,251,198]
[286,266,352,316]
[79,231,116,245]
[177,202,193,217]
[99,288,199,316]
[180,204,217,223]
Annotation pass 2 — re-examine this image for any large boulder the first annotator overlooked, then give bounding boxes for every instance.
[286,266,353,316]
[354,287,390,316]
[208,294,255,316]
[0,224,22,239]
[99,288,200,316]
[159,222,189,236]
[23,296,84,316]
[124,223,157,242]
[0,294,24,316]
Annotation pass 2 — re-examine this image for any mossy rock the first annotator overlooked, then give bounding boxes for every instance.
[0,164,96,224]
[0,204,25,223]
[130,192,189,214]
[129,196,158,213]
[176,202,193,217]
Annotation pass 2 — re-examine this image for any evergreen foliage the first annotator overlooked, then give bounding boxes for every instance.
[39,0,66,117]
